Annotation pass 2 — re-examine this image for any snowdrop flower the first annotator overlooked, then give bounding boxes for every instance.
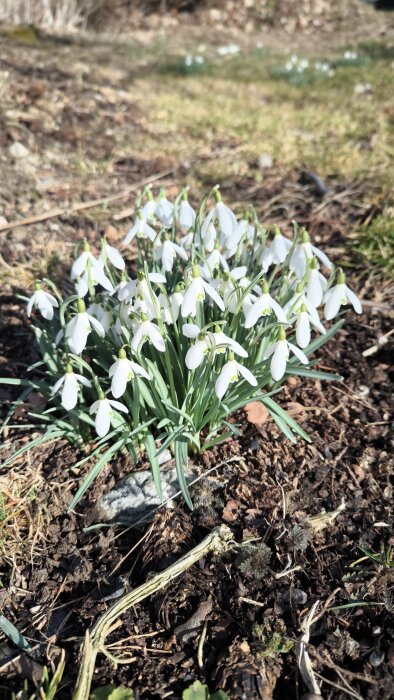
[183,323,247,369]
[306,257,328,307]
[100,239,125,271]
[244,281,287,328]
[123,212,157,244]
[155,234,188,272]
[215,267,249,313]
[264,328,308,381]
[290,229,332,278]
[228,218,254,252]
[271,227,292,264]
[158,293,173,324]
[290,303,326,348]
[131,313,165,352]
[51,364,91,410]
[155,193,174,228]
[204,189,237,240]
[215,351,257,400]
[177,195,196,231]
[169,285,184,321]
[89,392,128,438]
[118,271,166,317]
[200,220,217,252]
[65,298,105,355]
[109,348,150,398]
[27,282,58,320]
[141,191,156,222]
[202,242,229,277]
[181,265,225,317]
[324,271,362,320]
[71,241,98,280]
[284,281,322,325]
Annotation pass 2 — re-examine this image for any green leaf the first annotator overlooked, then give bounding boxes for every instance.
[0,430,63,468]
[68,437,127,511]
[305,319,344,355]
[145,433,163,501]
[182,681,209,700]
[287,367,343,382]
[174,439,193,510]
[90,685,134,700]
[0,615,31,650]
[211,692,230,700]
[262,396,311,442]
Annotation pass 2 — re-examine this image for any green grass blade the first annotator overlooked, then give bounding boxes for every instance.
[262,396,311,442]
[0,615,31,651]
[286,367,343,382]
[68,436,127,512]
[145,433,163,501]
[174,439,193,510]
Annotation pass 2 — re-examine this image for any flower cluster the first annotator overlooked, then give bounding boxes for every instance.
[23,185,362,506]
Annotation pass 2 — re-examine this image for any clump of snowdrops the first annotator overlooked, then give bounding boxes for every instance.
[8,185,362,508]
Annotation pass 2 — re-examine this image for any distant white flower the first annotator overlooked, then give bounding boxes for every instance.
[87,303,113,334]
[155,236,188,272]
[72,259,114,298]
[260,228,291,271]
[158,292,173,324]
[169,286,184,321]
[109,349,150,398]
[181,266,225,317]
[324,272,362,320]
[89,395,128,437]
[290,229,332,278]
[131,314,165,352]
[156,194,174,228]
[51,365,91,410]
[27,283,58,320]
[215,267,247,312]
[200,220,217,252]
[65,299,105,354]
[141,193,156,222]
[264,328,308,381]
[204,191,237,240]
[177,197,196,231]
[289,304,326,348]
[215,354,257,400]
[202,244,229,277]
[244,281,287,328]
[71,243,97,279]
[123,213,157,244]
[100,240,125,270]
[306,257,328,307]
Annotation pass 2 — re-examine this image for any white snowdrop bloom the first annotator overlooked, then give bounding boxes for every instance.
[65,299,105,355]
[100,240,125,270]
[283,282,321,326]
[202,244,229,278]
[324,271,362,320]
[204,191,237,240]
[244,281,287,328]
[51,364,91,410]
[123,213,157,244]
[271,228,292,264]
[118,271,165,317]
[131,313,165,353]
[155,236,188,272]
[169,286,184,321]
[290,229,332,278]
[264,328,309,381]
[177,197,196,231]
[183,324,248,370]
[229,218,253,251]
[290,304,326,348]
[259,245,274,273]
[180,231,194,250]
[89,394,128,438]
[306,257,328,307]
[74,259,114,298]
[155,195,174,228]
[200,219,217,252]
[141,193,156,222]
[27,283,58,320]
[181,266,225,318]
[215,267,248,313]
[215,352,257,400]
[71,242,98,280]
[158,293,173,324]
[109,349,150,398]
[86,303,113,333]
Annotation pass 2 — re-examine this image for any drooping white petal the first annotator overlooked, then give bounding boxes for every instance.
[129,360,150,380]
[288,342,309,364]
[324,287,342,320]
[215,360,238,399]
[311,244,333,271]
[296,312,311,348]
[108,399,128,413]
[236,362,257,386]
[270,298,288,323]
[130,325,144,352]
[148,272,166,284]
[202,280,225,311]
[147,322,166,352]
[71,252,90,278]
[110,359,129,398]
[107,245,125,270]
[26,295,35,317]
[345,285,362,314]
[178,200,196,230]
[307,270,326,307]
[95,400,111,437]
[182,323,200,338]
[186,340,207,370]
[271,341,288,381]
[52,375,65,396]
[74,374,92,388]
[87,314,105,337]
[62,373,79,410]
[181,279,200,318]
[213,332,248,358]
[37,292,56,320]
[123,220,139,244]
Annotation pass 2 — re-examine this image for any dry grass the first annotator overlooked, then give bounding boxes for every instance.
[0,0,101,29]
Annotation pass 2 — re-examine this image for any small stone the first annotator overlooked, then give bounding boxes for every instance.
[9,141,29,159]
[258,154,273,169]
[370,650,385,667]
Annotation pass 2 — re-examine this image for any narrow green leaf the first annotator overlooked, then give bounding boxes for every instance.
[68,437,126,511]
[287,367,343,382]
[0,431,63,468]
[262,396,311,442]
[174,439,193,510]
[0,615,31,650]
[269,412,297,443]
[145,433,163,501]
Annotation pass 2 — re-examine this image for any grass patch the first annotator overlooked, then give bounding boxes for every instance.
[355,212,394,278]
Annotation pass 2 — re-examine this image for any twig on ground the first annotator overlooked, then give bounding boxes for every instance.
[72,525,234,700]
[362,328,394,357]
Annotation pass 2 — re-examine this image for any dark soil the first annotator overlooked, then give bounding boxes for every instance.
[0,295,393,700]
